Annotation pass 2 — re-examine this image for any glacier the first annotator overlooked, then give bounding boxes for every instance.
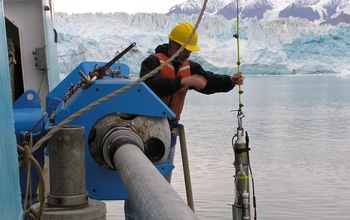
[54,12,350,78]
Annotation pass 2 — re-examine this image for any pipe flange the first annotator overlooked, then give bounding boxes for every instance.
[102,125,144,169]
[88,114,170,169]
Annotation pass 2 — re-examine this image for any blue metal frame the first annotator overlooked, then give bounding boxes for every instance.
[13,90,46,207]
[45,61,175,200]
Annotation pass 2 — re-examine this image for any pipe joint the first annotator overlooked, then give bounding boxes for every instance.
[102,125,144,170]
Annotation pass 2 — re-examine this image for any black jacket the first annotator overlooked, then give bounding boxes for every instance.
[140,43,235,97]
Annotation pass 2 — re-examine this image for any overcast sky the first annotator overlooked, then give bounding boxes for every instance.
[54,0,186,14]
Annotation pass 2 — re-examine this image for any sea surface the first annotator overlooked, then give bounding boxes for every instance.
[105,74,350,220]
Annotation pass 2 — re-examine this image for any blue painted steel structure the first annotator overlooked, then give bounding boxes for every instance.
[44,61,175,199]
[13,61,176,200]
[13,90,46,207]
[46,61,174,120]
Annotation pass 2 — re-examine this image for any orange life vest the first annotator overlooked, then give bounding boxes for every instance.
[155,53,191,119]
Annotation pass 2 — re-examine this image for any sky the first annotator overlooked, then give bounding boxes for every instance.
[54,0,187,14]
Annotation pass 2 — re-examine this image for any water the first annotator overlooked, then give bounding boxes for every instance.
[105,74,350,219]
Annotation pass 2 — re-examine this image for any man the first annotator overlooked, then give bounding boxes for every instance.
[140,21,244,149]
[124,22,244,219]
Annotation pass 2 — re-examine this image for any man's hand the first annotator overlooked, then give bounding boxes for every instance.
[231,72,244,85]
[181,75,207,90]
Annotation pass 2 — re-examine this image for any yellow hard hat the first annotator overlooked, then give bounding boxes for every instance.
[168,22,201,52]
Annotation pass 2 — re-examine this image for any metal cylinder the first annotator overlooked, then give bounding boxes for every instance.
[113,143,199,220]
[102,125,144,169]
[177,124,195,211]
[233,130,251,220]
[88,114,170,168]
[47,126,88,207]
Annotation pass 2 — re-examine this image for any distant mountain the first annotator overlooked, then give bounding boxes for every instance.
[166,0,350,25]
[321,0,350,25]
[322,11,350,25]
[240,0,274,20]
[279,0,350,24]
[166,0,201,16]
[166,0,227,16]
[215,1,237,20]
[279,0,321,21]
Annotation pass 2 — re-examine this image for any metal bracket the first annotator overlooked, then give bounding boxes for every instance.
[33,47,47,71]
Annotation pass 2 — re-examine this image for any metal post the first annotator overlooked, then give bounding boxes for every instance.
[48,126,88,207]
[43,126,106,220]
[113,144,199,220]
[176,124,195,211]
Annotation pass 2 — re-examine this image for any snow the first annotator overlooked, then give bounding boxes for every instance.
[54,12,350,78]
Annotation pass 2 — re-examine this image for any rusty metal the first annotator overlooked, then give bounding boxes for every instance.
[88,42,136,79]
[88,114,171,168]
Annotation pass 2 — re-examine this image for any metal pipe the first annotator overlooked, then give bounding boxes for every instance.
[47,126,88,207]
[43,126,106,220]
[177,124,195,211]
[113,144,199,220]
